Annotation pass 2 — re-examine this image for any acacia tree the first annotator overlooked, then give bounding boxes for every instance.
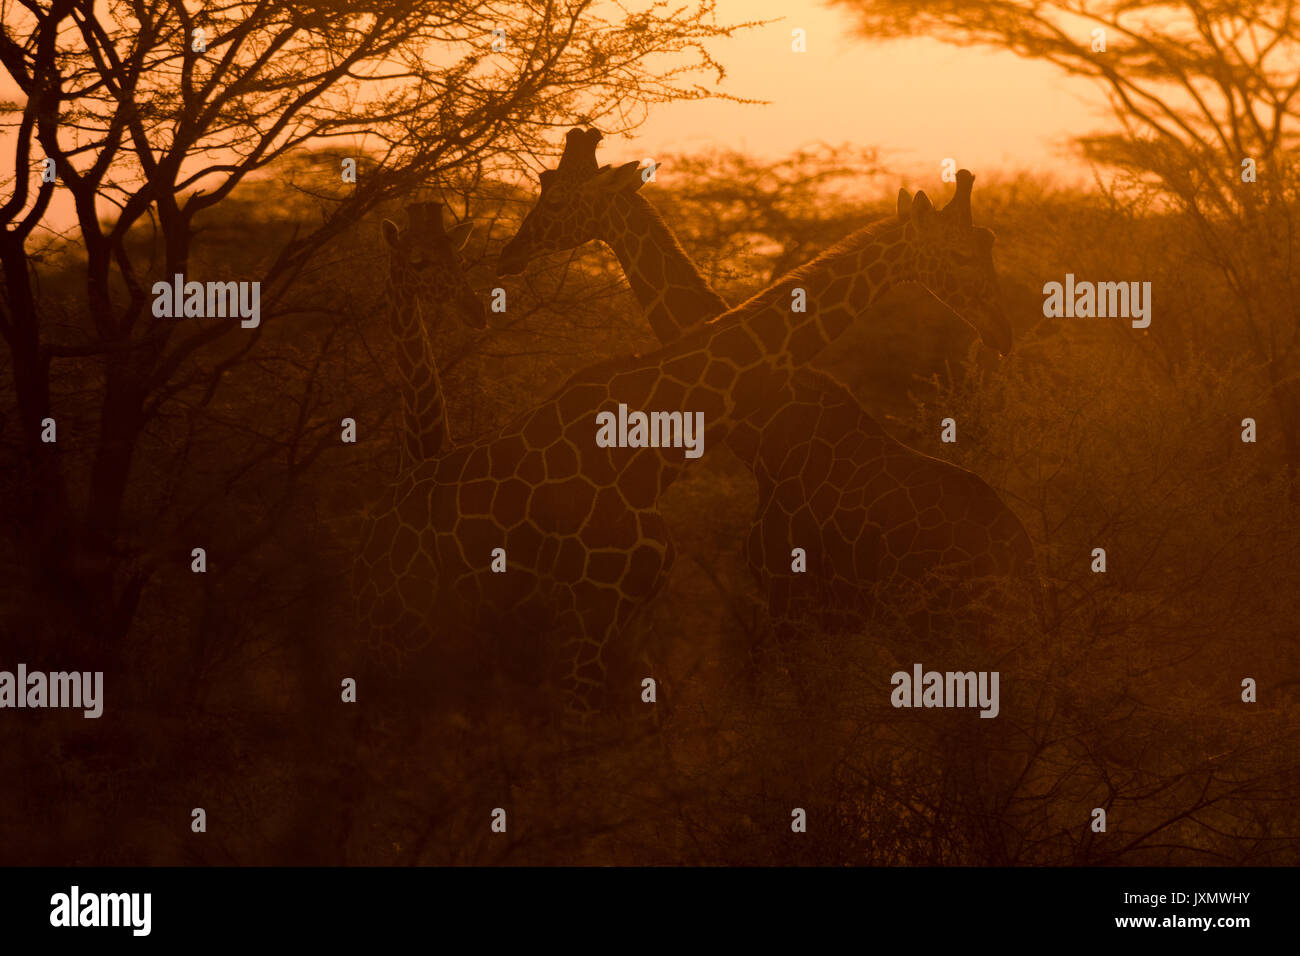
[653,145,882,289]
[831,0,1300,488]
[0,0,747,639]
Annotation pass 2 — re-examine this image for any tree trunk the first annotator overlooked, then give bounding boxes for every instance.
[1,244,78,603]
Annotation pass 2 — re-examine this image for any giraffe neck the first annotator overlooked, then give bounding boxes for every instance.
[702,219,911,429]
[595,218,915,431]
[387,277,451,469]
[596,192,729,344]
[566,217,914,444]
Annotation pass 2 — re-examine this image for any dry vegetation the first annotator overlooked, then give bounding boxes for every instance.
[4,153,1298,864]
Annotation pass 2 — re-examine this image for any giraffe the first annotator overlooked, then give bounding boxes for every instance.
[495,147,1041,844]
[728,365,1040,657]
[497,127,726,343]
[380,201,487,471]
[354,172,1010,726]
[341,201,487,855]
[497,132,1035,651]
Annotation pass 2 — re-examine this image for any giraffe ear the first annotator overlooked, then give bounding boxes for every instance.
[381,219,401,248]
[588,160,645,195]
[897,188,913,217]
[445,219,475,251]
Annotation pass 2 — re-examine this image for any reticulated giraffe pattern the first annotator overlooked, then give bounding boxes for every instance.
[380,202,487,470]
[353,163,1020,722]
[501,138,1033,665]
[497,127,727,343]
[729,366,1039,652]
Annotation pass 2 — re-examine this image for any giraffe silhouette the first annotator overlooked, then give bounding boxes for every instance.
[356,173,1010,725]
[728,366,1040,656]
[342,202,488,852]
[378,202,487,472]
[497,127,726,342]
[497,130,1036,663]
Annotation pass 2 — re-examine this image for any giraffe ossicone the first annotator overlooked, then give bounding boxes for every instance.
[497,126,726,343]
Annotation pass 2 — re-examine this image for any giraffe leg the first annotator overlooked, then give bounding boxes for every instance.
[544,592,616,735]
[549,587,670,740]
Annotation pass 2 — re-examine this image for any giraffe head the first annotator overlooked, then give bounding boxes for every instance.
[897,170,1012,354]
[382,202,487,329]
[496,127,649,276]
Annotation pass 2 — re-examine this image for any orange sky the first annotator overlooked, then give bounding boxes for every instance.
[624,0,1106,186]
[2,0,1110,233]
